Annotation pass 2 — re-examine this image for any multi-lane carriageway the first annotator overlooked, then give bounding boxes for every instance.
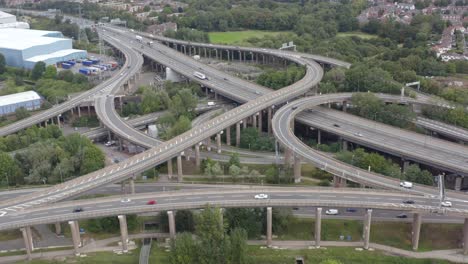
[0,23,467,259]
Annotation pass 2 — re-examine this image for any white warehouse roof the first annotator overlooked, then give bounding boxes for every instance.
[0,91,41,107]
[0,28,65,50]
[0,11,16,24]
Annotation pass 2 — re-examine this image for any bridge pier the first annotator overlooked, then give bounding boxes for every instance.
[341,139,348,151]
[55,222,61,235]
[206,138,212,151]
[236,122,241,147]
[412,213,422,251]
[168,211,176,239]
[69,220,81,255]
[343,101,347,112]
[252,114,257,129]
[216,133,222,154]
[77,106,81,117]
[258,111,263,133]
[20,226,33,260]
[195,144,201,167]
[167,159,173,179]
[463,218,468,255]
[118,215,129,253]
[226,127,231,146]
[284,147,292,167]
[293,155,301,183]
[266,207,272,247]
[130,177,135,194]
[267,107,272,135]
[177,155,183,182]
[317,130,321,145]
[363,209,372,250]
[243,118,247,129]
[455,177,462,191]
[56,116,61,128]
[315,208,322,248]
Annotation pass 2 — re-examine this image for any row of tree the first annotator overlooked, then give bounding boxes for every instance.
[256,65,305,90]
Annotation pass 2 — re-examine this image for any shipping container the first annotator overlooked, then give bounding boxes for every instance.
[91,59,100,64]
[61,63,72,69]
[67,61,76,66]
[79,68,91,75]
[82,60,93,66]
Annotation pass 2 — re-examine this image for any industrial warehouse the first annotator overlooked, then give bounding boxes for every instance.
[0,91,42,116]
[0,27,87,69]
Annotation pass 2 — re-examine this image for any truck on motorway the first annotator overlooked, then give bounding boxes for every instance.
[193,71,206,80]
[136,35,143,42]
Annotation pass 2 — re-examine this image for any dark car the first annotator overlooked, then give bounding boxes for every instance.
[346,208,357,213]
[73,207,83,213]
[333,124,340,128]
[292,106,298,110]
[402,199,415,204]
[396,213,408,218]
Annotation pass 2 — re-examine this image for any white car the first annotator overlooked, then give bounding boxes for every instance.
[400,181,413,189]
[354,132,363,137]
[441,201,452,207]
[325,209,339,215]
[121,197,131,203]
[254,194,268,199]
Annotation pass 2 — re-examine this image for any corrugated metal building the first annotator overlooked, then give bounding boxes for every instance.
[0,91,42,116]
[0,28,87,69]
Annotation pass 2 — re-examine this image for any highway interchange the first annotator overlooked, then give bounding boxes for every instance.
[0,21,467,259]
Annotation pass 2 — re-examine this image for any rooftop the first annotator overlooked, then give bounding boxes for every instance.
[0,91,41,106]
[0,11,15,20]
[0,28,66,50]
[26,49,84,63]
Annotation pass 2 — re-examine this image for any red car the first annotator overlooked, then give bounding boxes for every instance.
[147,200,157,205]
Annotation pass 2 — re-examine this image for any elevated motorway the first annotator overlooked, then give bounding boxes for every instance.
[1,188,467,231]
[273,93,468,199]
[415,117,468,143]
[0,33,324,215]
[298,107,468,175]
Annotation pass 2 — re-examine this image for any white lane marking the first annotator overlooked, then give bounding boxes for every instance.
[320,195,336,198]
[343,196,357,199]
[165,198,179,201]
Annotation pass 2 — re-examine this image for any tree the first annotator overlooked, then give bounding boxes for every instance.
[0,53,5,74]
[229,164,241,182]
[0,151,18,187]
[43,65,57,79]
[176,210,195,232]
[225,208,263,238]
[320,260,343,264]
[169,232,197,264]
[229,228,248,264]
[15,107,30,120]
[228,153,240,168]
[195,206,228,264]
[31,61,46,80]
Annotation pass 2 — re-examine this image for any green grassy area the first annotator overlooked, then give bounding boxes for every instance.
[246,246,452,264]
[336,31,378,39]
[208,30,286,45]
[17,250,140,264]
[275,218,462,251]
[0,229,21,241]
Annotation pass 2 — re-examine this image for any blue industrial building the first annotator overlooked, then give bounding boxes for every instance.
[0,91,42,116]
[0,28,87,69]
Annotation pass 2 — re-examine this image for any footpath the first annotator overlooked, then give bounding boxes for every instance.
[1,235,468,263]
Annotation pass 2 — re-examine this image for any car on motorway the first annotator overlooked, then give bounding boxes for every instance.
[346,208,357,213]
[402,199,415,204]
[325,209,339,215]
[254,194,268,199]
[396,213,408,218]
[441,201,452,207]
[400,181,413,189]
[121,197,131,203]
[333,124,340,128]
[73,207,83,213]
[223,77,228,81]
[147,200,157,205]
[354,132,363,137]
[292,106,298,110]
[105,141,115,147]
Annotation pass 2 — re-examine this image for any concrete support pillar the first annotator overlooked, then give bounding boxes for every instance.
[239,51,242,62]
[195,144,201,167]
[317,130,322,145]
[121,181,126,194]
[242,118,247,129]
[55,222,61,236]
[252,114,257,129]
[315,208,322,248]
[77,106,81,117]
[206,137,212,151]
[87,105,91,115]
[21,227,33,260]
[412,213,422,251]
[214,92,218,100]
[363,209,372,250]
[403,160,410,172]
[266,207,272,247]
[342,139,348,151]
[258,111,263,133]
[118,215,129,253]
[227,50,230,61]
[284,147,292,167]
[463,218,468,255]
[177,155,183,182]
[56,116,61,128]
[167,159,173,179]
[267,107,272,135]
[293,155,301,183]
[216,133,222,154]
[333,175,341,188]
[129,178,135,195]
[68,221,81,255]
[343,101,347,112]
[168,211,176,239]
[455,177,462,191]
[226,127,231,146]
[236,122,241,147]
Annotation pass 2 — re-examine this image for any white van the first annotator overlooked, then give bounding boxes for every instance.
[325,209,339,215]
[400,181,413,189]
[207,102,215,106]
